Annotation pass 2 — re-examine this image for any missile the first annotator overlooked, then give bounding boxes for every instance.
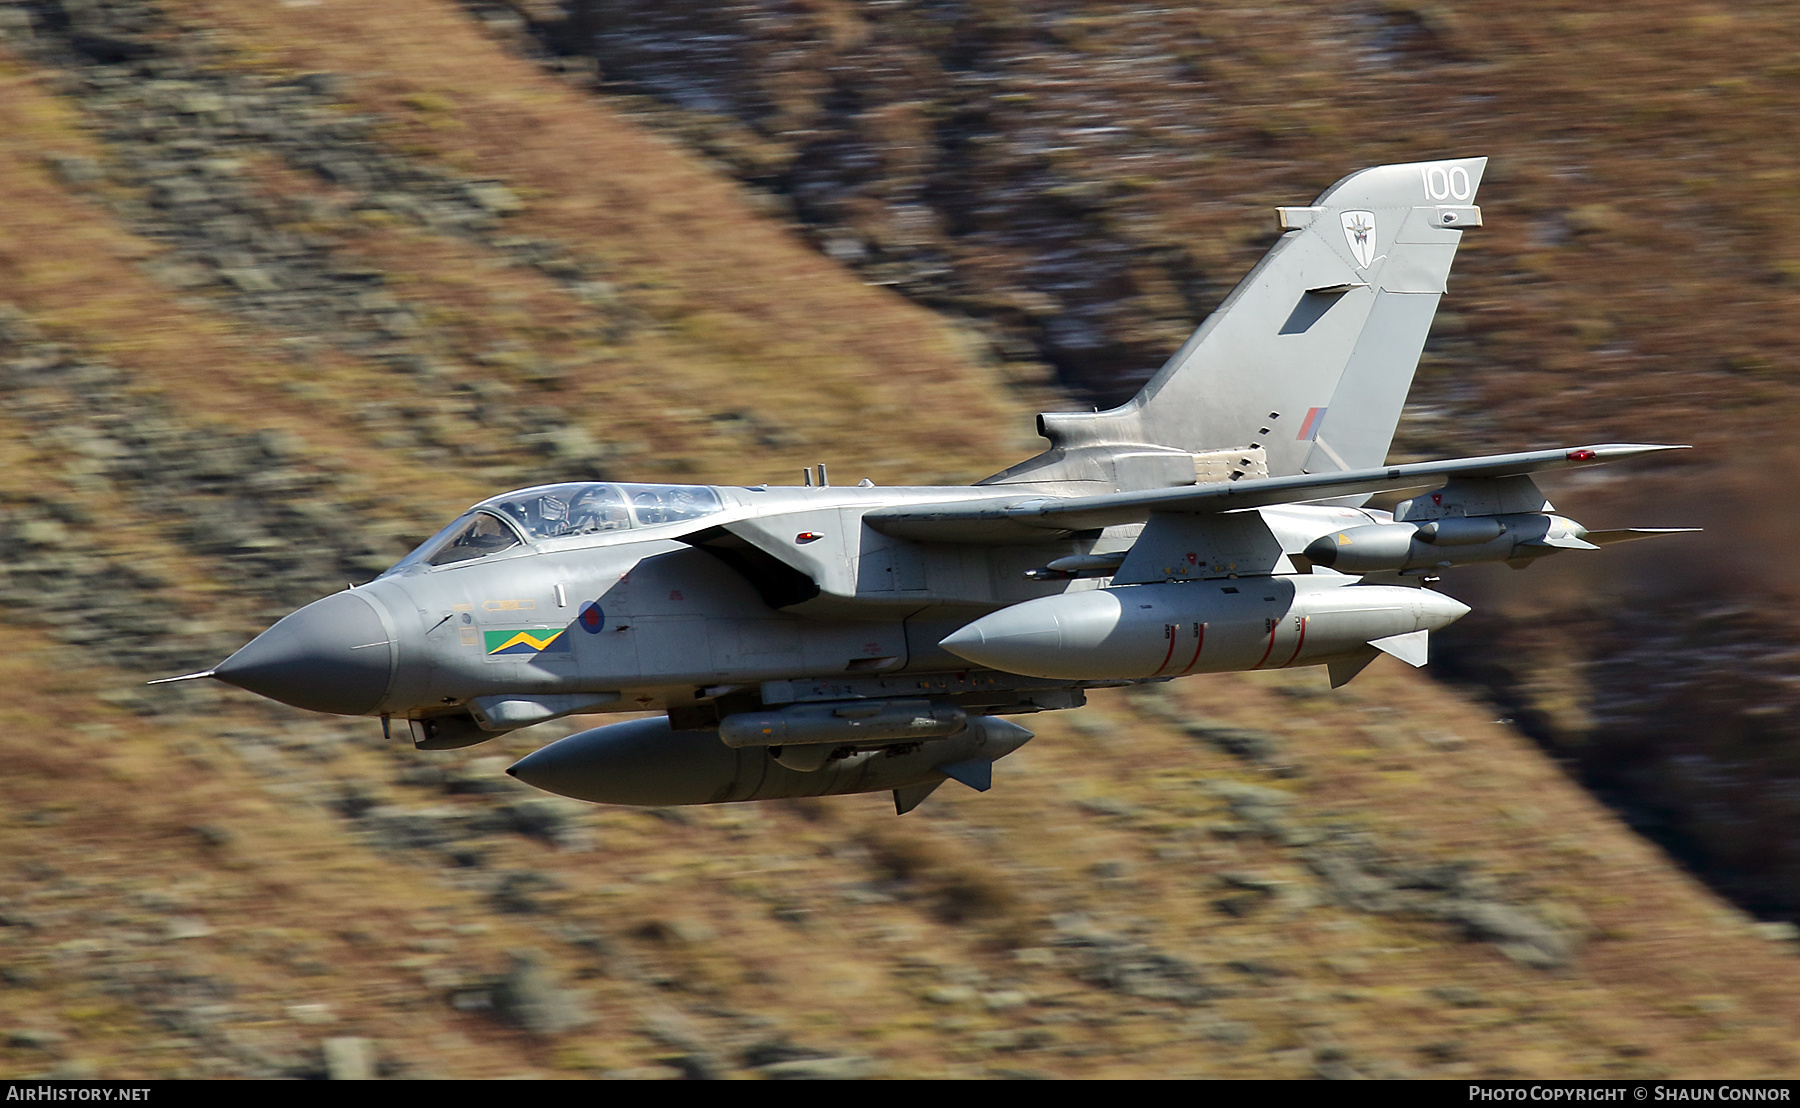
[938,578,1469,681]
[507,713,1034,807]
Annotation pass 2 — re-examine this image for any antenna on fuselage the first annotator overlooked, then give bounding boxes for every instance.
[803,468,812,487]
[817,463,829,487]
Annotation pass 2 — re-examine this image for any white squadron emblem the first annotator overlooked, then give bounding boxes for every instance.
[1341,210,1377,269]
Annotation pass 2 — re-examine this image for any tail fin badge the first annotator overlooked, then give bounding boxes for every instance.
[1341,210,1377,268]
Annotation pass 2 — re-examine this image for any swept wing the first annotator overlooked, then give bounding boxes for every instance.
[867,443,1686,543]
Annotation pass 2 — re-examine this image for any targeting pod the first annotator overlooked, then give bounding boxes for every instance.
[1303,513,1591,574]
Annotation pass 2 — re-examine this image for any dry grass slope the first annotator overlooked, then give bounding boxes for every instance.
[0,0,1797,1080]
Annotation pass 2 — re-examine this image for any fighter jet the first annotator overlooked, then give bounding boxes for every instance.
[162,157,1693,815]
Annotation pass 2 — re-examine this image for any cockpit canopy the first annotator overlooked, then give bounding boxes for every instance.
[396,482,725,570]
[425,511,520,566]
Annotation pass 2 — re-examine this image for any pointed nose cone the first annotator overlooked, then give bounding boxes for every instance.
[939,606,1064,675]
[970,715,1035,758]
[215,590,393,715]
[940,591,1128,679]
[937,621,992,663]
[1418,589,1472,631]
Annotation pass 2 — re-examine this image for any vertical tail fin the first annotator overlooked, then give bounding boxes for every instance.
[985,158,1485,488]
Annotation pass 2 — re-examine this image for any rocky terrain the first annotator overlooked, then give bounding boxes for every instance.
[0,0,1798,1080]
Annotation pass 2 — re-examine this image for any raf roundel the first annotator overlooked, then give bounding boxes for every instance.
[577,600,605,634]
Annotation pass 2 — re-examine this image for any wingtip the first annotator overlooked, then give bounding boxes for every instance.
[1581,527,1705,547]
[1592,443,1691,456]
[1561,443,1692,466]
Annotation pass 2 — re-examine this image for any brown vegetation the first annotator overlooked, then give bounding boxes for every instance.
[1,0,1798,1080]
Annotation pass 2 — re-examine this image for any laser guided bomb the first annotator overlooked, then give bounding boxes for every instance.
[164,157,1697,815]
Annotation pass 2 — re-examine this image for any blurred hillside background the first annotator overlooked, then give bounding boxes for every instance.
[1,0,1797,1080]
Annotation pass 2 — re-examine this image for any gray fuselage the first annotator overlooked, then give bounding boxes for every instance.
[218,480,1412,731]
